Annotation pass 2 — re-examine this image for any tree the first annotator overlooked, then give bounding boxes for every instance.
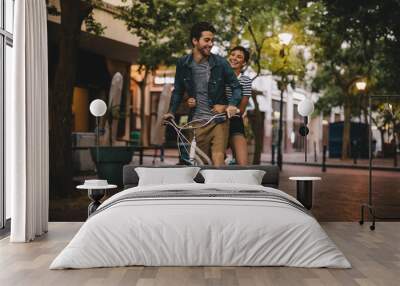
[237,1,309,166]
[262,28,307,169]
[47,0,106,198]
[117,0,309,166]
[116,0,227,145]
[309,0,398,159]
[188,0,310,165]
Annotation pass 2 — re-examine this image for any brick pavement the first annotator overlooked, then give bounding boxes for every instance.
[279,165,400,221]
[144,153,400,221]
[60,153,400,222]
[264,152,399,169]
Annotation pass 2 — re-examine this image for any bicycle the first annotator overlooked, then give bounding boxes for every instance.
[164,111,240,166]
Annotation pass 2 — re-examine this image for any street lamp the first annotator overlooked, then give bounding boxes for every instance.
[355,80,367,92]
[356,80,367,122]
[276,32,293,170]
[278,33,293,46]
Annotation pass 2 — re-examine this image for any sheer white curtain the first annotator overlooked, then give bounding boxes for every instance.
[7,0,49,242]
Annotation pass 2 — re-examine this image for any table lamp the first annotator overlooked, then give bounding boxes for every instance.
[298,98,315,162]
[89,99,107,162]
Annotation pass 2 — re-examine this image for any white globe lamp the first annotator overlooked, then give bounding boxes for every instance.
[297,98,314,163]
[90,99,107,117]
[89,99,107,163]
[298,98,314,117]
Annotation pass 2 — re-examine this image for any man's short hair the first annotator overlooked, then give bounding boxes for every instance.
[190,22,216,46]
[230,46,250,63]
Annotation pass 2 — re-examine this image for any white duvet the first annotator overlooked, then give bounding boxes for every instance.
[50,183,351,269]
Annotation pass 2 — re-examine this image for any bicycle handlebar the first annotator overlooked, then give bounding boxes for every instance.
[163,110,240,128]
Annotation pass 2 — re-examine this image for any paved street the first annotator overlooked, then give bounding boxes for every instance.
[279,165,400,221]
[263,152,400,170]
[152,148,399,169]
[58,153,400,222]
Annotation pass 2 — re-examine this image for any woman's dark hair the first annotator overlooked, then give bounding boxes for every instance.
[230,46,250,63]
[190,22,216,46]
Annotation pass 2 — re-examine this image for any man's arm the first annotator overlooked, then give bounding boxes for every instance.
[168,59,185,114]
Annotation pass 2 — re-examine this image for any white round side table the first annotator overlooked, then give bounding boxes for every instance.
[289,177,321,210]
[77,184,117,216]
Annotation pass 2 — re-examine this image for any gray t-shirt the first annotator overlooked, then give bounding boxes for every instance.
[191,59,213,121]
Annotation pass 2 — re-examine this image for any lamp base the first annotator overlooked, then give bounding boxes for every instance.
[359,203,376,230]
[359,203,400,231]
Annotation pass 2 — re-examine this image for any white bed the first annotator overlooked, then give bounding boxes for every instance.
[50,183,351,269]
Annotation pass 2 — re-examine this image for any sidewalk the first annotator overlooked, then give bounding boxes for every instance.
[262,152,400,171]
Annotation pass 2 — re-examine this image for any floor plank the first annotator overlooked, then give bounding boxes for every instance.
[0,222,399,286]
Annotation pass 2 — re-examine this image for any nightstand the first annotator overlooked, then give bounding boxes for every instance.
[77,182,117,216]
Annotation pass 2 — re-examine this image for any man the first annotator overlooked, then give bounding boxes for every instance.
[164,22,242,166]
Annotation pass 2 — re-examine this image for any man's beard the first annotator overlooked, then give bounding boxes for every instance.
[199,46,211,57]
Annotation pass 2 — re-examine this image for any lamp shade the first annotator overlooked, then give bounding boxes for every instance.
[89,99,107,117]
[355,81,367,91]
[298,98,314,117]
[278,33,293,45]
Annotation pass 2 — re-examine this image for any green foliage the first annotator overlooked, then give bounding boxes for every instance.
[46,0,106,36]
[308,0,400,115]
[116,0,191,71]
[84,10,107,36]
[115,0,254,71]
[373,102,400,142]
[46,4,61,16]
[236,1,309,87]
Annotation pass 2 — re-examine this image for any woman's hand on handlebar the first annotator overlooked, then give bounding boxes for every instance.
[226,105,239,118]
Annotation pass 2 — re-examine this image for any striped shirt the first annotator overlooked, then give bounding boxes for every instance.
[225,74,252,102]
[190,59,213,121]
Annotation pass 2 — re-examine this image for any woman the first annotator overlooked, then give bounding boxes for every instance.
[225,46,252,165]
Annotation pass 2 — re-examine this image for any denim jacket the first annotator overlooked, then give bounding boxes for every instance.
[169,53,242,116]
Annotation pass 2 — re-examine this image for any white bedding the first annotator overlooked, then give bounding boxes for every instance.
[50,183,351,269]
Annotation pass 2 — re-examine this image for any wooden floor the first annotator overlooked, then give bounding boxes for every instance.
[1,222,399,286]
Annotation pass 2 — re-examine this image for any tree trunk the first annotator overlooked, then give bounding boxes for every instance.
[379,128,385,154]
[229,14,239,48]
[250,91,263,165]
[49,0,91,199]
[362,107,368,124]
[341,97,351,160]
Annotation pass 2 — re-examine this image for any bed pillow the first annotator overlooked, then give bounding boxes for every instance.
[200,169,266,185]
[135,167,201,186]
